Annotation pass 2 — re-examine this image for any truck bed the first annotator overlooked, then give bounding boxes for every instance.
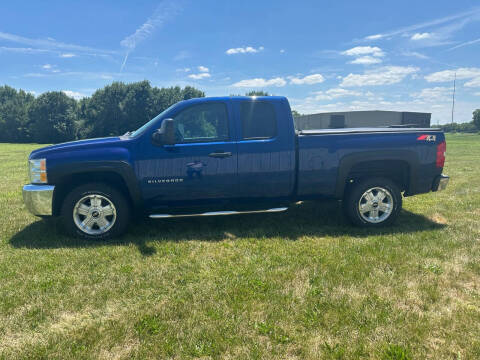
[296,127,444,199]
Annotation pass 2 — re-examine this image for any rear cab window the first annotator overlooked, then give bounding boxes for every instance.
[240,101,277,140]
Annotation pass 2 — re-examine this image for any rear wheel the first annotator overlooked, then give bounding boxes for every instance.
[61,183,130,239]
[343,177,402,227]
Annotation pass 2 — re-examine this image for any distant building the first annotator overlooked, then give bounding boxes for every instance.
[294,110,431,130]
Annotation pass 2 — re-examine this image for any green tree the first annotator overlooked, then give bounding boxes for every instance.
[81,81,204,138]
[473,109,480,130]
[0,82,205,143]
[437,121,478,133]
[80,82,129,138]
[245,90,270,96]
[28,92,77,143]
[291,110,301,118]
[182,86,205,101]
[122,80,155,132]
[0,86,34,142]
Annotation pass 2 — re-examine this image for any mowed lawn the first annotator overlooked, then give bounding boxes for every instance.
[0,134,479,359]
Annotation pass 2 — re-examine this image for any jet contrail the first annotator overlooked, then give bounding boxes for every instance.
[120,51,130,72]
[448,38,480,51]
[119,0,182,71]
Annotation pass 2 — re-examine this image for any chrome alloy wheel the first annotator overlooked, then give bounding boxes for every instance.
[358,187,394,224]
[73,194,117,235]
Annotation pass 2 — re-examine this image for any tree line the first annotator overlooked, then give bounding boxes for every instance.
[0,81,204,144]
[1,82,478,143]
[436,110,480,133]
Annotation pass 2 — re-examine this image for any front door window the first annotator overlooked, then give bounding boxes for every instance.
[173,102,229,143]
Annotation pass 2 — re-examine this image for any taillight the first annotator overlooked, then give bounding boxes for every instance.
[436,141,446,168]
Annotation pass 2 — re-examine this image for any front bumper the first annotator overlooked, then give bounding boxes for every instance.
[22,184,55,216]
[432,174,449,192]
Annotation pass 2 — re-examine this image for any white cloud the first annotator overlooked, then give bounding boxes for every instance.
[411,87,451,101]
[340,66,419,87]
[289,74,325,85]
[232,77,286,87]
[22,71,124,80]
[365,34,383,40]
[0,31,115,55]
[0,46,52,55]
[411,32,432,40]
[465,77,480,87]
[341,46,385,57]
[225,46,264,55]
[342,46,385,65]
[40,64,60,73]
[120,0,182,70]
[425,67,480,83]
[23,73,47,78]
[0,46,107,59]
[173,50,190,61]
[349,56,382,65]
[176,67,191,72]
[188,72,211,80]
[62,90,86,100]
[361,8,480,42]
[402,51,429,59]
[312,88,363,100]
[280,49,285,53]
[188,66,210,80]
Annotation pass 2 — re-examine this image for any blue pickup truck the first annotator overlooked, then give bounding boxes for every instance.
[23,96,449,239]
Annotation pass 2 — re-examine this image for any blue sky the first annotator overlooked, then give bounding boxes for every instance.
[1,0,479,124]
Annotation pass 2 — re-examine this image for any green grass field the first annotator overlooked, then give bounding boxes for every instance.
[0,134,479,359]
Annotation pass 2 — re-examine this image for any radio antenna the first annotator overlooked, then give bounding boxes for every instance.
[451,71,456,124]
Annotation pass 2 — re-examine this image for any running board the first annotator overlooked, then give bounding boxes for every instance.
[149,207,288,219]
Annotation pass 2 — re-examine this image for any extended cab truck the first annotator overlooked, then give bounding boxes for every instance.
[23,96,449,239]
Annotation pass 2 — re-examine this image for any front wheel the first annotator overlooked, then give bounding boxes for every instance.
[60,183,130,239]
[343,177,402,227]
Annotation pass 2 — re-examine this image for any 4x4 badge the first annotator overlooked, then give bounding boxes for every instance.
[417,134,436,142]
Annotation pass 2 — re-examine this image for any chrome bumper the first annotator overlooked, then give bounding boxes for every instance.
[22,184,55,216]
[433,174,449,192]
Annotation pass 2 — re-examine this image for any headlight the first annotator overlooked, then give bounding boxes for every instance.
[29,158,47,184]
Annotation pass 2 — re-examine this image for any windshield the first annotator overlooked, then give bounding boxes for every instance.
[129,103,177,138]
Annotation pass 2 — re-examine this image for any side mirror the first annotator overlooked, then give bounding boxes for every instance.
[152,118,175,146]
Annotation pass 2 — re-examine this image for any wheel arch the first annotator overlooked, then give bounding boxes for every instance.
[50,161,142,216]
[335,150,419,198]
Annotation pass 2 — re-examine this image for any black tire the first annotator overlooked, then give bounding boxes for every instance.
[343,177,402,227]
[60,183,130,239]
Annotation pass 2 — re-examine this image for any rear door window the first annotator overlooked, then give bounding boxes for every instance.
[240,101,277,139]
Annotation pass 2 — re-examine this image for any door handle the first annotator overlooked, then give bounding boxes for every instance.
[208,151,232,158]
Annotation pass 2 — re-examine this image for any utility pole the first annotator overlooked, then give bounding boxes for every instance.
[451,72,456,124]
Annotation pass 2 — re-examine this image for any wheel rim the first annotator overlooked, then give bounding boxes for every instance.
[73,194,117,235]
[358,187,394,224]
